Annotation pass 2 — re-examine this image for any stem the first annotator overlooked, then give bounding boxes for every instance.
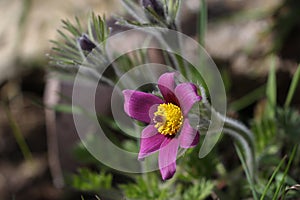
[224,117,255,143]
[284,65,300,108]
[149,29,187,77]
[223,128,255,179]
[198,0,207,47]
[235,144,258,200]
[2,102,33,161]
[197,102,256,179]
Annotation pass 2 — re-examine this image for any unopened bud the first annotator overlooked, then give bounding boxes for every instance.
[77,34,96,52]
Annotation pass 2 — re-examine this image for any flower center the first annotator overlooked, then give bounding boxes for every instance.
[153,103,183,136]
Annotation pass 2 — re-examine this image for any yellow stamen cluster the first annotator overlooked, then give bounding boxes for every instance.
[153,103,183,136]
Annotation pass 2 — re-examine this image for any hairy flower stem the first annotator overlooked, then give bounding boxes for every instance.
[223,127,255,178]
[222,116,256,176]
[196,101,256,180]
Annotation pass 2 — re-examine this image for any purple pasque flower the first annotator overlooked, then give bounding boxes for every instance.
[123,72,201,180]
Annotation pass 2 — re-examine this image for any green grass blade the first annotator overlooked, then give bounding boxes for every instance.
[62,19,81,37]
[272,145,298,200]
[230,85,266,111]
[260,155,287,200]
[198,0,207,47]
[235,144,258,200]
[284,65,300,108]
[2,102,33,161]
[266,57,277,118]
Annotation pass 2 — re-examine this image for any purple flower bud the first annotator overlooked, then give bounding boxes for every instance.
[77,34,96,52]
[141,0,165,20]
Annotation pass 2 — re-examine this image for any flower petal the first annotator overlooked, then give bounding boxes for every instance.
[179,119,200,148]
[158,72,179,104]
[123,90,163,123]
[158,137,179,180]
[138,125,165,160]
[174,83,201,116]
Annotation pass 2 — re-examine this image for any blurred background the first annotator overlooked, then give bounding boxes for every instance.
[0,0,300,199]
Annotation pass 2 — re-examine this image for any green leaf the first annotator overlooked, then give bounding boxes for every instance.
[260,155,287,200]
[251,117,276,153]
[182,179,214,200]
[230,85,266,111]
[71,168,113,191]
[121,0,147,23]
[119,173,175,200]
[2,102,33,161]
[284,65,300,108]
[235,144,258,200]
[144,6,168,27]
[272,145,298,200]
[198,0,207,47]
[50,12,109,72]
[52,104,83,115]
[276,107,300,143]
[266,57,277,118]
[168,0,180,21]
